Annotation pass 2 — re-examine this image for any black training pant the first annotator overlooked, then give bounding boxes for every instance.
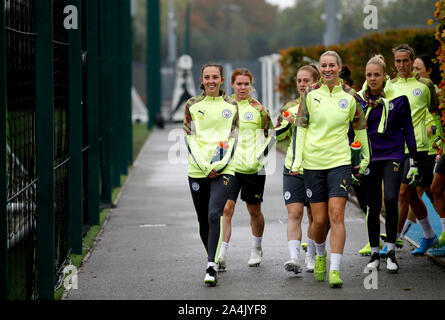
[367,159,404,247]
[188,175,232,263]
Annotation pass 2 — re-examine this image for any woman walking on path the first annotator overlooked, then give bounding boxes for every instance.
[184,63,239,286]
[275,64,320,273]
[218,68,273,270]
[400,54,443,244]
[391,44,440,256]
[357,55,417,273]
[291,51,370,288]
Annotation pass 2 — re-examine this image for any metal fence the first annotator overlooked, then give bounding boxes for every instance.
[1,0,133,300]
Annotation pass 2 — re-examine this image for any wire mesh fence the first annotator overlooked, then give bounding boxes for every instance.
[5,0,38,300]
[2,0,133,300]
[52,0,71,291]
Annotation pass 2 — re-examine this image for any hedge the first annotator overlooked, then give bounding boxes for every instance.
[278,28,439,100]
[432,1,445,127]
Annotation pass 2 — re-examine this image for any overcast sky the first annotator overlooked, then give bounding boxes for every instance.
[265,0,295,10]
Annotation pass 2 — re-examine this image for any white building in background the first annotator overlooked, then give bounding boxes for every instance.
[259,53,282,121]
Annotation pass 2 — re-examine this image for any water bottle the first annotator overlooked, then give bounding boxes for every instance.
[211,141,229,163]
[351,141,361,167]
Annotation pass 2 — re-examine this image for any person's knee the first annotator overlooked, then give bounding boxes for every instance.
[223,201,235,217]
[398,184,411,202]
[430,180,444,198]
[312,213,328,227]
[384,191,398,208]
[328,208,344,225]
[247,204,262,219]
[288,209,303,223]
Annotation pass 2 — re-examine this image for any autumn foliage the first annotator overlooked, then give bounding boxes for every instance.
[278,28,438,100]
[432,1,445,126]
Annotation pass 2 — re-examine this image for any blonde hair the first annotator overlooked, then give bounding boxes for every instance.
[367,54,386,73]
[320,51,343,66]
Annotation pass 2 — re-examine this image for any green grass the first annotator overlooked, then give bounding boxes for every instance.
[54,122,151,300]
[132,122,152,161]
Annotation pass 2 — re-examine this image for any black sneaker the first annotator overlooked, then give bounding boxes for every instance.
[204,266,218,287]
[386,250,399,273]
[366,252,380,270]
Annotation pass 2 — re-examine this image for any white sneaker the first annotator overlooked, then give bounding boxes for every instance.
[204,266,218,287]
[305,255,315,272]
[386,250,399,273]
[218,255,226,272]
[248,247,263,267]
[284,258,302,274]
[366,253,380,270]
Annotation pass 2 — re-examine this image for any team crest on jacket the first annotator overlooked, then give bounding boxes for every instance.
[244,112,253,121]
[222,109,232,119]
[338,99,349,109]
[413,88,422,97]
[389,102,394,111]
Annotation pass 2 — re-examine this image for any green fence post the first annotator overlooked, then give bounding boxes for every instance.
[68,0,83,254]
[125,0,133,166]
[119,0,129,176]
[99,0,112,205]
[35,0,55,300]
[147,0,161,130]
[111,0,121,188]
[0,0,8,300]
[87,0,100,225]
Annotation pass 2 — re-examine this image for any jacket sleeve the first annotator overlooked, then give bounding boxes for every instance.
[183,99,213,176]
[350,100,370,174]
[399,96,417,158]
[274,104,293,142]
[257,106,276,162]
[290,96,309,172]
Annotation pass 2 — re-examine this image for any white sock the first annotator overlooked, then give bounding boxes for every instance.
[288,240,301,259]
[387,242,396,252]
[441,218,445,233]
[330,253,342,272]
[207,262,217,270]
[307,238,316,258]
[417,217,436,239]
[253,236,262,249]
[401,220,415,238]
[219,242,229,258]
[315,241,326,257]
[371,247,379,255]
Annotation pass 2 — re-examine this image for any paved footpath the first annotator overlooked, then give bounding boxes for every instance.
[66,124,445,301]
